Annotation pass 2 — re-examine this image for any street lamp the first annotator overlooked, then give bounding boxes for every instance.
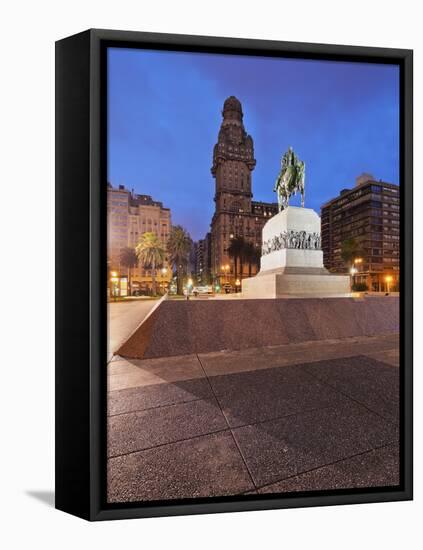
[185,277,193,300]
[221,264,230,284]
[159,267,168,295]
[385,275,393,293]
[350,266,357,292]
[110,271,119,301]
[350,257,365,290]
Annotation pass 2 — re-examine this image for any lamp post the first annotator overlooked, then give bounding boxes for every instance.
[354,258,362,284]
[385,275,393,294]
[349,266,357,292]
[221,264,230,286]
[354,258,363,269]
[110,271,119,301]
[186,277,193,300]
[350,257,362,290]
[161,267,168,295]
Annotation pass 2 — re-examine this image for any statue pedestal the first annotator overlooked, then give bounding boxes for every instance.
[242,207,350,298]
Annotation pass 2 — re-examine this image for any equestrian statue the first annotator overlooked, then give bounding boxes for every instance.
[273,146,305,211]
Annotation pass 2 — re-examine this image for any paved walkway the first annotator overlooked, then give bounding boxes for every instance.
[107,333,399,503]
[107,298,160,360]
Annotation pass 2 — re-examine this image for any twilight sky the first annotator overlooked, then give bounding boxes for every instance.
[108,47,399,241]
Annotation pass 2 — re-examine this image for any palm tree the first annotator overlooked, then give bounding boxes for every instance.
[227,236,245,281]
[120,247,138,296]
[136,232,165,296]
[252,246,261,274]
[167,225,193,295]
[243,241,261,277]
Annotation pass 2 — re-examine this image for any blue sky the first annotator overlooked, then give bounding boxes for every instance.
[108,47,399,241]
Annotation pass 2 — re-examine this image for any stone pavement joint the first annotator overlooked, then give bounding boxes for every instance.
[196,352,258,493]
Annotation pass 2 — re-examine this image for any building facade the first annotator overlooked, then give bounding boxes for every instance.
[193,232,212,284]
[321,174,400,292]
[210,96,278,285]
[107,183,172,295]
[188,241,198,280]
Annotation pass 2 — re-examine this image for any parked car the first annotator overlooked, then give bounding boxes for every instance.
[192,285,213,296]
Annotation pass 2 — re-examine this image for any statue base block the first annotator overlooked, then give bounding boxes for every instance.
[242,206,350,298]
[242,268,350,298]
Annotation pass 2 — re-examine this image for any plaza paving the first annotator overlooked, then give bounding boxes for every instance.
[107,298,160,360]
[107,332,400,503]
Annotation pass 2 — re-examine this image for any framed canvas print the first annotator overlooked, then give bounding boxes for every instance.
[55,29,413,521]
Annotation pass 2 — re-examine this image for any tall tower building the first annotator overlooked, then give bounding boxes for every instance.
[211,96,256,213]
[210,96,277,285]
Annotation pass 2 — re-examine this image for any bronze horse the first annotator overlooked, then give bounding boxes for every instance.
[274,147,305,211]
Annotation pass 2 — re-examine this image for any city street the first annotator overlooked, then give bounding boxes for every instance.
[108,298,160,360]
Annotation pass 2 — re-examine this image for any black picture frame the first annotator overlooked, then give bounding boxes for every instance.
[55,28,413,521]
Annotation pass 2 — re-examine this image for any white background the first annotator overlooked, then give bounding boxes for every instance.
[1,1,421,548]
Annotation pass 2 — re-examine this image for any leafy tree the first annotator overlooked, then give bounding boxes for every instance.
[120,247,138,296]
[341,238,365,269]
[167,225,193,295]
[136,232,165,296]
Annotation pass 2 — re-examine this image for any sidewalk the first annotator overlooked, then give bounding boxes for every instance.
[107,298,161,360]
[107,333,399,503]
